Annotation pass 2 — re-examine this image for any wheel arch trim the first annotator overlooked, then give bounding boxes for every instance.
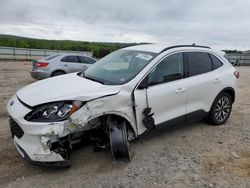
[209,87,235,112]
[218,87,235,103]
[85,112,137,138]
[51,70,66,77]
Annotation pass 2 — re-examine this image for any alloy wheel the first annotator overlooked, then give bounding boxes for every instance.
[214,96,231,122]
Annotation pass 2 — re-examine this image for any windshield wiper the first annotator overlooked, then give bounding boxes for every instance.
[84,75,105,84]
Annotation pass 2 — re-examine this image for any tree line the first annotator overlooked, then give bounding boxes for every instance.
[0,35,142,58]
[0,35,242,58]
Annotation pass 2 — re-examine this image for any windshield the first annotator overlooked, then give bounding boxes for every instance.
[82,50,156,85]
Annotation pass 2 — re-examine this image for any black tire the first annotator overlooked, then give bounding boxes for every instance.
[208,92,232,125]
[52,70,65,77]
[108,118,131,161]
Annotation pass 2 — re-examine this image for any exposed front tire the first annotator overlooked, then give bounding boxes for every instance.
[51,70,65,77]
[208,93,233,125]
[107,117,131,161]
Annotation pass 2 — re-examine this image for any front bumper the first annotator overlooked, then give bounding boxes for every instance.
[7,95,71,167]
[13,138,71,168]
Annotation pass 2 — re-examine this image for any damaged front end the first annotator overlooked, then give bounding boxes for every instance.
[8,93,136,168]
[38,115,132,168]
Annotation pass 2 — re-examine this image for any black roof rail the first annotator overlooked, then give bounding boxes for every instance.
[159,44,211,54]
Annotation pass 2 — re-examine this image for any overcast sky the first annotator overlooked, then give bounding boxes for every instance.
[0,0,250,49]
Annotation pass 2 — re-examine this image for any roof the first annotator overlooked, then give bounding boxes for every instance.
[122,44,211,53]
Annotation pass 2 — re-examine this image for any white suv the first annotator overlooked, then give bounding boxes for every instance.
[7,44,239,167]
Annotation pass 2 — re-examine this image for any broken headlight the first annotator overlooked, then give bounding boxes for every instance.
[24,101,84,122]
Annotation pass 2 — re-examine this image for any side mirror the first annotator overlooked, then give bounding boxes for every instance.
[137,76,148,90]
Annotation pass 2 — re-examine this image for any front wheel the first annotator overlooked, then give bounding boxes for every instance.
[208,93,233,125]
[107,117,131,161]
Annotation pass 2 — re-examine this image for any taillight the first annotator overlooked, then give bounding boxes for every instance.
[234,71,239,78]
[35,62,49,67]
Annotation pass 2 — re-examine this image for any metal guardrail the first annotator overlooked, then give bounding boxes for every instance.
[0,46,93,61]
[226,53,250,65]
[1,46,249,66]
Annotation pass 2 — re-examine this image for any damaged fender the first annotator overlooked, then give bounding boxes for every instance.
[69,93,137,139]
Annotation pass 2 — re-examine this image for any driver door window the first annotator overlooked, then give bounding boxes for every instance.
[148,53,184,86]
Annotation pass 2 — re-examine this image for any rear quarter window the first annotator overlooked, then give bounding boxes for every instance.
[209,54,223,70]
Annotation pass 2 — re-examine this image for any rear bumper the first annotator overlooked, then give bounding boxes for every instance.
[30,70,50,80]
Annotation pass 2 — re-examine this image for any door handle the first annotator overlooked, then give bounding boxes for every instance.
[175,88,186,94]
[213,78,222,83]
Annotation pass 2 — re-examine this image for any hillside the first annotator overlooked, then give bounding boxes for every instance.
[0,35,143,58]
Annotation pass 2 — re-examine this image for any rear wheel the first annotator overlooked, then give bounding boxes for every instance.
[52,70,65,77]
[208,93,232,125]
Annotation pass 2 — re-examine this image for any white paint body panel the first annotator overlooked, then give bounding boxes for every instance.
[147,79,188,125]
[18,72,120,106]
[134,78,189,135]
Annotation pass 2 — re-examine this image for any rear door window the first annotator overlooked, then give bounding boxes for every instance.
[61,56,78,63]
[186,52,213,77]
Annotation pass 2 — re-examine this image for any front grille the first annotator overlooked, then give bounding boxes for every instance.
[9,117,24,139]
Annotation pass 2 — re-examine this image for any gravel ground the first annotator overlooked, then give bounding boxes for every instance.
[0,62,249,188]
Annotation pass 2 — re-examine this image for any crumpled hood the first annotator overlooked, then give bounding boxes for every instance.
[17,73,121,107]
